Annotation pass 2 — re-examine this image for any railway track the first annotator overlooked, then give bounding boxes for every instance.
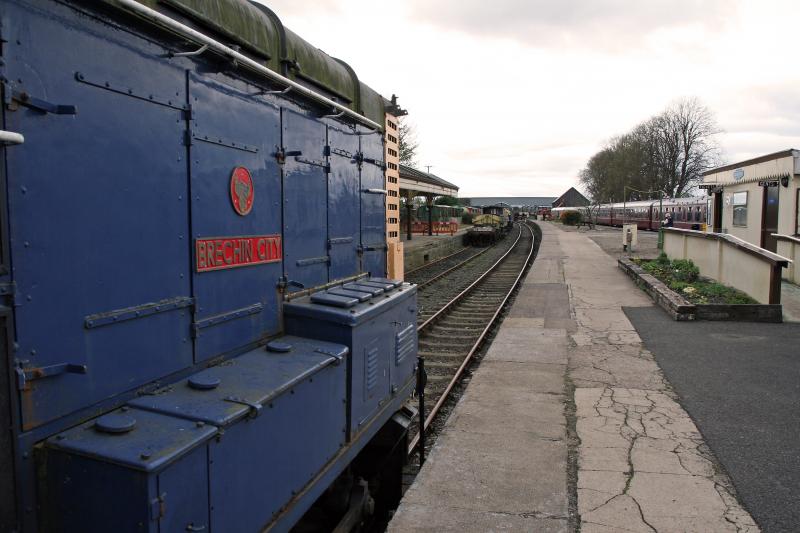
[405,246,490,288]
[407,222,538,455]
[414,227,522,324]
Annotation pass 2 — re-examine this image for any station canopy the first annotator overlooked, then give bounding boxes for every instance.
[399,165,459,198]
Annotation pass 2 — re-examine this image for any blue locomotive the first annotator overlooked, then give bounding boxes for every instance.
[0,1,417,531]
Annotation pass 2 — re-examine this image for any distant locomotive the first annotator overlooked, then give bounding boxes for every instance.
[552,197,708,231]
[465,214,504,246]
[0,1,417,532]
[464,204,514,246]
[482,203,514,231]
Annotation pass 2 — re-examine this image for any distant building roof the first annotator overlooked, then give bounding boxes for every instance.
[465,197,557,208]
[399,165,459,196]
[552,187,590,208]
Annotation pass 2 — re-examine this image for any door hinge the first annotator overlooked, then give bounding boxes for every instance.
[10,88,76,115]
[15,361,88,391]
[150,492,167,521]
[0,282,16,306]
[274,147,302,165]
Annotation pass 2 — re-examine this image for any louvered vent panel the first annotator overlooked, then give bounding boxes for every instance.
[396,324,415,366]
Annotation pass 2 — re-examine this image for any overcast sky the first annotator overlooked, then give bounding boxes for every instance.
[255,0,800,197]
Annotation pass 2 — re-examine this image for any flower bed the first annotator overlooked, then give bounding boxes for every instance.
[618,255,782,322]
[633,254,756,305]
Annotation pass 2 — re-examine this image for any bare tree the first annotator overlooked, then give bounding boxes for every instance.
[658,97,721,197]
[398,117,419,167]
[578,97,722,201]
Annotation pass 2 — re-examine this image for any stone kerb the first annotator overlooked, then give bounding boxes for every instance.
[618,258,695,321]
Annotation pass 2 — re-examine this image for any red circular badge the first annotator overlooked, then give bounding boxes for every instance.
[230,167,254,216]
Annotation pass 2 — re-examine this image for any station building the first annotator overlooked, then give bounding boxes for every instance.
[552,187,590,208]
[702,149,799,253]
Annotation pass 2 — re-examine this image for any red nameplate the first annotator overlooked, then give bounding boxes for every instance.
[196,235,282,272]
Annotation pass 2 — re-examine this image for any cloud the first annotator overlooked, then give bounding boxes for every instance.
[715,83,800,138]
[408,0,732,49]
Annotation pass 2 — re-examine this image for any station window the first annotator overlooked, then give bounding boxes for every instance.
[732,191,748,227]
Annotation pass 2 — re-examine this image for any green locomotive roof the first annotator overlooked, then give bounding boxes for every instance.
[115,0,390,128]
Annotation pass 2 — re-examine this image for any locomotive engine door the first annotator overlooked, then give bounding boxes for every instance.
[188,73,282,362]
[2,7,193,429]
[359,127,387,277]
[281,109,329,289]
[326,124,361,280]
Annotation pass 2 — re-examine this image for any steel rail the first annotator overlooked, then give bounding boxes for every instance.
[408,223,536,455]
[414,245,496,290]
[418,224,523,333]
[113,0,382,130]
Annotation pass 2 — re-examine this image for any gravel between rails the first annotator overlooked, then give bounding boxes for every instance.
[405,246,491,288]
[414,227,521,324]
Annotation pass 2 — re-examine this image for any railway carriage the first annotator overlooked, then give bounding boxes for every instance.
[553,197,707,231]
[0,1,417,532]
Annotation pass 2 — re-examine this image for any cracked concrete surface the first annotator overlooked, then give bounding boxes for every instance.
[389,223,757,533]
[555,225,759,533]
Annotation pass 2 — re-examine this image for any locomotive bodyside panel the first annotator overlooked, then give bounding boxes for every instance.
[327,124,361,280]
[359,127,387,277]
[4,0,194,430]
[1,1,414,531]
[187,72,283,361]
[282,108,330,288]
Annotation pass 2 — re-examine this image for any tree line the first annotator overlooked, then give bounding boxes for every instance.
[579,97,722,202]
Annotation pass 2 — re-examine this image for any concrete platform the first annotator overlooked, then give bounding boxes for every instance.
[389,222,758,533]
[403,227,470,272]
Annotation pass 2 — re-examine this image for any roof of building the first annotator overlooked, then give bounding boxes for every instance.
[399,165,459,192]
[552,187,590,208]
[702,148,799,176]
[465,197,557,208]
